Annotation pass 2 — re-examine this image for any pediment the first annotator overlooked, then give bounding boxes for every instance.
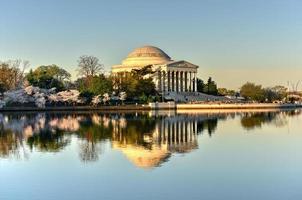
[166,60,198,69]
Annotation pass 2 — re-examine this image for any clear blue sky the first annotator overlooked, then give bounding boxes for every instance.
[1,0,302,89]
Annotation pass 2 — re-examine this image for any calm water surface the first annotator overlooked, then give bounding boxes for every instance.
[0,109,301,200]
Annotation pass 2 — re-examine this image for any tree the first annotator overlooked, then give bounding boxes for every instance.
[102,93,110,105]
[262,85,288,102]
[135,78,156,97]
[77,55,103,78]
[112,66,156,100]
[131,65,153,77]
[75,74,113,95]
[218,88,228,96]
[76,56,106,95]
[79,91,94,104]
[0,60,29,91]
[119,92,127,104]
[27,65,70,82]
[26,65,70,91]
[116,74,138,98]
[7,59,29,88]
[197,78,205,93]
[203,77,218,95]
[240,82,265,102]
[0,63,15,91]
[263,88,277,102]
[271,85,287,100]
[218,88,236,96]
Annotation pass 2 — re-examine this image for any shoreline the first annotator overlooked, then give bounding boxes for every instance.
[0,103,300,112]
[176,103,301,110]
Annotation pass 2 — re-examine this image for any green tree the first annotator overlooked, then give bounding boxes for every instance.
[26,65,71,91]
[135,78,156,97]
[197,78,205,93]
[116,74,138,98]
[113,66,156,100]
[271,85,287,100]
[218,88,236,96]
[131,65,153,77]
[240,82,265,101]
[218,88,228,96]
[203,77,218,95]
[262,85,288,102]
[76,74,113,95]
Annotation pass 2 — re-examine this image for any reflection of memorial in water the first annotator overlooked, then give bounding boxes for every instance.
[111,113,220,169]
[110,114,170,169]
[0,112,222,164]
[0,109,300,166]
[155,116,199,153]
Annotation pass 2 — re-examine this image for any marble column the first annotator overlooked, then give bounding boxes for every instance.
[180,71,183,92]
[162,71,165,92]
[162,71,166,92]
[167,71,170,92]
[172,71,175,92]
[178,71,181,92]
[174,71,177,92]
[184,72,188,92]
[183,71,186,92]
[158,71,162,92]
[194,73,197,92]
[189,72,192,92]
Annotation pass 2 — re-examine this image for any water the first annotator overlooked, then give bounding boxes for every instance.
[0,109,301,200]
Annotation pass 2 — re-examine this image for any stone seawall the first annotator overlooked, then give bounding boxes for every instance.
[177,103,301,110]
[0,103,300,112]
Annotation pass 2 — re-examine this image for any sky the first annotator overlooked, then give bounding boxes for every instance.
[1,0,302,90]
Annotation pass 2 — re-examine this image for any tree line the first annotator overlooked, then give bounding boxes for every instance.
[0,57,295,103]
[239,82,288,102]
[0,56,159,104]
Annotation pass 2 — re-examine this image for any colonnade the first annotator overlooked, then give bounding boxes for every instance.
[158,70,198,93]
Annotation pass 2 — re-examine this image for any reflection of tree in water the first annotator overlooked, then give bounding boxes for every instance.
[197,118,218,137]
[0,112,221,162]
[0,110,300,165]
[78,142,102,162]
[285,109,302,117]
[241,113,275,130]
[75,114,158,162]
[0,128,24,158]
[240,110,301,130]
[111,115,158,149]
[0,113,75,158]
[76,117,112,162]
[27,129,70,152]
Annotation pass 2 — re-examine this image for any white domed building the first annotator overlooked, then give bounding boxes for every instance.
[112,46,199,95]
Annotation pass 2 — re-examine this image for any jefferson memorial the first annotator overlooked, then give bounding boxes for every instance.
[112,45,199,94]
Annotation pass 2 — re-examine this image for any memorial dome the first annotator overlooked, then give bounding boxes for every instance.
[122,46,172,67]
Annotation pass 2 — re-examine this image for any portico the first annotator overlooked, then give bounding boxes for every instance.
[154,61,198,93]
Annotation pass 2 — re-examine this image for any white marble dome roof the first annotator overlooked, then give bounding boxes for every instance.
[122,46,172,67]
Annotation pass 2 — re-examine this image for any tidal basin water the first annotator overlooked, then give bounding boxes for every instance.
[0,109,301,200]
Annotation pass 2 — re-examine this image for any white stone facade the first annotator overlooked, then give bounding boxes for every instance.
[112,46,199,94]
